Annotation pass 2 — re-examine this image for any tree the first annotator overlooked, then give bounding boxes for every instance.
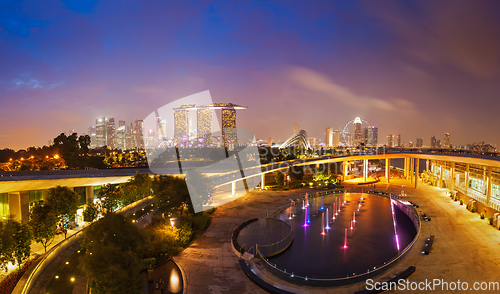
[29,202,57,253]
[121,172,152,206]
[78,135,91,154]
[185,169,214,212]
[152,175,191,216]
[46,186,81,239]
[100,184,123,214]
[275,172,285,186]
[83,201,99,223]
[80,213,143,294]
[0,220,15,272]
[288,165,304,182]
[9,220,32,269]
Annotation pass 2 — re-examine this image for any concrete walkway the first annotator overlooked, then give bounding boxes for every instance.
[176,179,500,293]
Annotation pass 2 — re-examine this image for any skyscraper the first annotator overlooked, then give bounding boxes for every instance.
[88,126,96,149]
[325,127,333,147]
[416,138,423,147]
[174,106,190,140]
[293,123,300,135]
[197,108,212,147]
[134,119,144,148]
[431,135,437,148]
[95,118,106,147]
[395,134,401,147]
[222,107,237,147]
[353,117,362,146]
[106,118,116,148]
[126,122,135,149]
[116,120,126,150]
[332,130,340,147]
[369,126,378,146]
[387,134,394,147]
[444,133,451,148]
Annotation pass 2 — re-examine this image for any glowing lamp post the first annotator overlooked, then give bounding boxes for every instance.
[170,217,177,228]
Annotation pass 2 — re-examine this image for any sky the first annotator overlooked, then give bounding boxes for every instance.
[1,0,500,150]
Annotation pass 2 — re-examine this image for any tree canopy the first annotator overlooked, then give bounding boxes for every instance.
[80,213,143,294]
[28,202,57,252]
[46,186,81,238]
[152,175,191,216]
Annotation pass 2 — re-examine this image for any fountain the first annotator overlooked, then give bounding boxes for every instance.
[303,206,308,227]
[321,212,325,235]
[333,203,337,219]
[353,212,356,223]
[343,228,348,249]
[325,208,330,229]
[289,200,293,219]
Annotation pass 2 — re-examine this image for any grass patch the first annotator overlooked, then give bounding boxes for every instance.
[46,250,84,294]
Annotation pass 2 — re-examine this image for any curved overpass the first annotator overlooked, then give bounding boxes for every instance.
[2,151,500,222]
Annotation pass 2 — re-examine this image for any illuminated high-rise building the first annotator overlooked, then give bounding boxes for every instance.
[174,106,191,140]
[88,126,96,149]
[197,108,212,147]
[95,118,106,147]
[293,124,300,135]
[444,133,451,148]
[325,127,333,147]
[222,107,237,147]
[431,135,437,148]
[116,120,126,150]
[332,130,340,147]
[106,118,116,148]
[387,134,394,147]
[353,117,362,146]
[416,138,423,147]
[369,126,378,146]
[268,137,273,146]
[134,119,144,148]
[126,122,135,149]
[395,134,401,147]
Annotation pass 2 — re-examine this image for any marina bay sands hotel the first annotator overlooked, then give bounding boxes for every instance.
[173,103,247,147]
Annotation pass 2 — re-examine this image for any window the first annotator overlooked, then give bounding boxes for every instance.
[492,184,500,200]
[468,177,486,194]
[28,190,44,205]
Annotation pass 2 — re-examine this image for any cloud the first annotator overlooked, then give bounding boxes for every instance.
[365,0,500,78]
[8,73,65,90]
[288,66,415,112]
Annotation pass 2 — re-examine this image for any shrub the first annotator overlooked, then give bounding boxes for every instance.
[472,206,477,213]
[489,216,494,225]
[459,199,464,205]
[480,213,485,220]
[454,196,458,201]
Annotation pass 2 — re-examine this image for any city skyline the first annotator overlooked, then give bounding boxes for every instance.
[2,1,500,150]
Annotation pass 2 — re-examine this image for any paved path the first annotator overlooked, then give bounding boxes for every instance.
[177,179,500,293]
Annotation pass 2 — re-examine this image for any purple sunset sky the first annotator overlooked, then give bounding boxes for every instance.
[1,0,500,150]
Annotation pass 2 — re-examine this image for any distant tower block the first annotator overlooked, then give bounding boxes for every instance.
[293,123,300,135]
[222,107,237,148]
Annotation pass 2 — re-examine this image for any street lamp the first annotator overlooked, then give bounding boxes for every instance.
[169,217,177,228]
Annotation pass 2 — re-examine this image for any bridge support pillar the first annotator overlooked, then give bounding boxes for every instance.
[343,161,349,180]
[487,166,492,204]
[86,186,94,204]
[410,158,414,184]
[465,163,469,195]
[426,159,429,173]
[232,181,236,197]
[439,164,443,188]
[450,162,455,191]
[385,158,390,184]
[363,159,368,182]
[261,174,265,189]
[415,159,419,189]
